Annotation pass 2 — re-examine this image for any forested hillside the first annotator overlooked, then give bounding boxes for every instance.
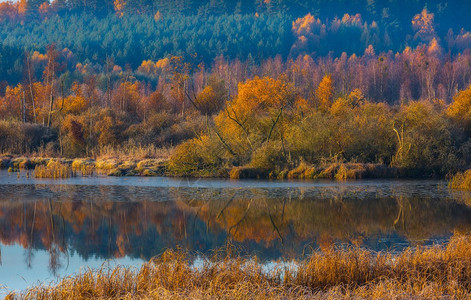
[1,0,471,178]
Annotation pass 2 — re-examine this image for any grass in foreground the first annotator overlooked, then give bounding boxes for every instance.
[7,234,471,299]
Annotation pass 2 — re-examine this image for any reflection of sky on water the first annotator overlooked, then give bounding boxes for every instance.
[0,171,471,293]
[0,244,143,295]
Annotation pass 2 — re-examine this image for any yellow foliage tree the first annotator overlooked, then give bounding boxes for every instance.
[137,58,170,76]
[140,91,169,120]
[215,76,297,158]
[154,11,161,22]
[347,88,366,107]
[38,2,50,16]
[30,82,48,123]
[110,81,142,120]
[195,86,218,115]
[316,75,334,111]
[61,83,88,114]
[114,0,126,17]
[1,84,23,119]
[138,60,158,75]
[292,13,315,36]
[448,85,471,129]
[412,8,436,41]
[195,78,226,115]
[17,0,27,16]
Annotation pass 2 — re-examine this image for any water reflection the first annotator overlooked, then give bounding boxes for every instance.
[0,179,470,278]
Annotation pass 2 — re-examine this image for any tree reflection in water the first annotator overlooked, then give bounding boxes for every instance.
[0,182,470,274]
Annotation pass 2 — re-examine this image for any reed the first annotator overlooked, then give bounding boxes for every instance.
[34,161,75,179]
[286,162,317,179]
[95,144,173,161]
[450,170,471,190]
[9,234,471,299]
[71,159,96,176]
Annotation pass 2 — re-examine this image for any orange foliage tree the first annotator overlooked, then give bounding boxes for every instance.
[113,0,126,17]
[412,8,436,42]
[194,77,227,115]
[112,81,141,118]
[448,85,471,131]
[215,76,297,158]
[316,74,334,111]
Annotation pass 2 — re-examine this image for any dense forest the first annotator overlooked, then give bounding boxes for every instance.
[1,0,471,178]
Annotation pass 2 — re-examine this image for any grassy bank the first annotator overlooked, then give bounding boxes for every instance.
[7,234,471,299]
[0,154,410,180]
[0,145,171,177]
[228,162,402,180]
[1,152,469,180]
[0,156,168,178]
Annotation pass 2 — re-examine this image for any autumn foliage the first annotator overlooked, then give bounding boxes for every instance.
[0,4,469,179]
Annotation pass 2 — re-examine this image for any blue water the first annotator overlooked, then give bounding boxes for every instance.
[0,171,470,293]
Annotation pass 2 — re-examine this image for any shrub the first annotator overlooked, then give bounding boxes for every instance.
[229,167,268,179]
[0,121,57,155]
[249,141,287,172]
[168,135,224,177]
[449,170,471,190]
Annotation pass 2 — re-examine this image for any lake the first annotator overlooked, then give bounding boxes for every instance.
[1,171,471,293]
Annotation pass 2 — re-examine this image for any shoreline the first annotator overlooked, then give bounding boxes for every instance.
[0,154,452,180]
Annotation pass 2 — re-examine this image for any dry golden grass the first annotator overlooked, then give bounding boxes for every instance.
[95,144,173,161]
[71,159,96,176]
[8,234,471,299]
[287,162,317,179]
[17,157,167,178]
[34,160,75,179]
[284,162,390,180]
[450,170,471,190]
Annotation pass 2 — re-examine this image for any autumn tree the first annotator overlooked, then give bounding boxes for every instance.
[62,114,86,156]
[448,85,471,131]
[42,44,60,127]
[112,81,141,118]
[194,77,227,115]
[412,8,436,43]
[114,0,126,17]
[38,2,51,17]
[0,2,18,21]
[316,74,334,111]
[215,76,297,160]
[392,100,459,176]
[347,88,366,107]
[168,56,190,116]
[139,90,169,121]
[154,10,161,22]
[17,0,28,17]
[1,84,24,120]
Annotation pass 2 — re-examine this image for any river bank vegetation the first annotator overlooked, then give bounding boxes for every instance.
[450,170,471,191]
[2,81,471,180]
[7,234,471,299]
[0,1,471,179]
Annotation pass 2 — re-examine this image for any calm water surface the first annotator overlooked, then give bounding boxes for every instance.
[1,171,471,293]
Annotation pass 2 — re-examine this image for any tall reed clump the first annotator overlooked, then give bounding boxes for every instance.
[71,159,96,176]
[96,144,173,161]
[8,234,471,299]
[34,161,75,179]
[450,170,471,190]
